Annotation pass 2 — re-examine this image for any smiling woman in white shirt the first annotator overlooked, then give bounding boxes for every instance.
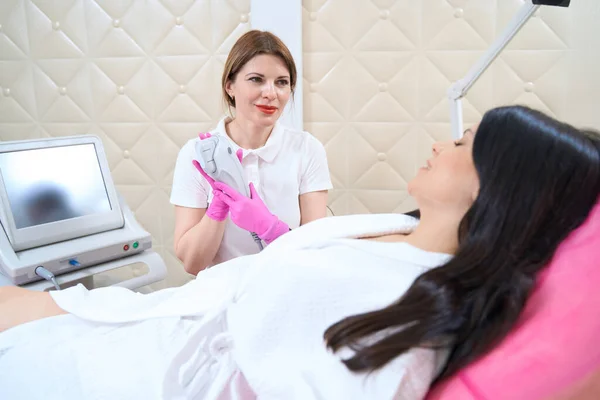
[170,30,333,275]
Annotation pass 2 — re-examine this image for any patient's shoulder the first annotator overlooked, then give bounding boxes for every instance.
[302,213,419,231]
[264,213,419,254]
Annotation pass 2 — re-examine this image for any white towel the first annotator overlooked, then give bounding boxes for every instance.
[0,214,452,400]
[224,214,452,399]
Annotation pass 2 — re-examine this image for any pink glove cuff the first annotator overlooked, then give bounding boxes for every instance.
[205,205,227,222]
[205,194,229,221]
[259,219,290,244]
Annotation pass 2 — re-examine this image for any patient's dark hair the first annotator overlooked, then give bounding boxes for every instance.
[324,105,600,382]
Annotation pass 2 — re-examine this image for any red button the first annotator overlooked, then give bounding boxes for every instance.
[123,244,129,251]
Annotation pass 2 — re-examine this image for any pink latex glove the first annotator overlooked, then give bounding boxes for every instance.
[191,132,243,222]
[212,181,290,244]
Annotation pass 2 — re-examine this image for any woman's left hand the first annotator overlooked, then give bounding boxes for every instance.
[213,181,289,244]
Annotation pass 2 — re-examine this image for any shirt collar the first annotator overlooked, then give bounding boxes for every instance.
[214,116,284,163]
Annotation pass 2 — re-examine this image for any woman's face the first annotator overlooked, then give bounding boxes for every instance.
[408,126,480,212]
[225,54,292,128]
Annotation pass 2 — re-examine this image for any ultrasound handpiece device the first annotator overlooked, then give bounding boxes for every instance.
[194,135,263,250]
[195,135,250,198]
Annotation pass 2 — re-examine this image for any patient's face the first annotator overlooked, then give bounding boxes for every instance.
[408,126,479,211]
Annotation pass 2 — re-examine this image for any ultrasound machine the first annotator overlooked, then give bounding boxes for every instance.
[0,135,167,291]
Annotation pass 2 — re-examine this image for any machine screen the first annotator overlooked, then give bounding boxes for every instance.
[0,144,111,229]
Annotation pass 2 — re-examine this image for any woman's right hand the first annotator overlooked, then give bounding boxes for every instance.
[175,132,243,275]
[192,132,229,222]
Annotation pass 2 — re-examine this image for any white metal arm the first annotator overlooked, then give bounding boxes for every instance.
[448,1,541,139]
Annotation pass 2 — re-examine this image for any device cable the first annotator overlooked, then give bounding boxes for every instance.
[35,266,61,291]
[250,232,264,251]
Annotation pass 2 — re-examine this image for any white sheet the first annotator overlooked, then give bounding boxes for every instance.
[0,214,452,400]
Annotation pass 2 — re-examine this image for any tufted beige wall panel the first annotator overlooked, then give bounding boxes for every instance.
[1,0,599,290]
[0,0,251,290]
[303,0,600,216]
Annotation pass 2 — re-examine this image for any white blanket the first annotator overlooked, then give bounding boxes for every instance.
[0,214,452,400]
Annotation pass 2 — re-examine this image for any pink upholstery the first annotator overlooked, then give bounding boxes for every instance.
[427,201,600,400]
[216,370,256,399]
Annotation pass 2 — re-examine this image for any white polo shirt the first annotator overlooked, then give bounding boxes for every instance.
[170,117,333,267]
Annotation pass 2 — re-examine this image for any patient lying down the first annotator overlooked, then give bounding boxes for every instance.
[1,106,599,400]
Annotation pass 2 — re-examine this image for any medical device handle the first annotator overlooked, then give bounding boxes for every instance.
[195,135,250,198]
[104,250,167,290]
[0,250,167,292]
[447,0,570,140]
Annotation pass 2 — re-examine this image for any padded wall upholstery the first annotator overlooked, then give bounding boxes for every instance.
[0,0,251,289]
[304,0,599,215]
[1,0,599,290]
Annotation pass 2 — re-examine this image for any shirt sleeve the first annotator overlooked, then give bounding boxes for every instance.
[299,135,333,195]
[170,139,211,209]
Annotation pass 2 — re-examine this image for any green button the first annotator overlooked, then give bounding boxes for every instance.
[133,241,139,249]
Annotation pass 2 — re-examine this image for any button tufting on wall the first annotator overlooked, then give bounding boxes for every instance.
[454,8,464,18]
[52,21,60,30]
[377,153,387,161]
[2,88,10,97]
[524,82,535,92]
[123,150,130,159]
[310,83,317,92]
[380,10,390,20]
[179,85,187,94]
[378,83,388,92]
[117,85,125,94]
[59,87,67,95]
[112,19,121,28]
[175,17,183,26]
[240,14,249,23]
[309,12,317,22]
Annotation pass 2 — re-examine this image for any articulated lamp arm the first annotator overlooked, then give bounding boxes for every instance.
[448,0,570,139]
